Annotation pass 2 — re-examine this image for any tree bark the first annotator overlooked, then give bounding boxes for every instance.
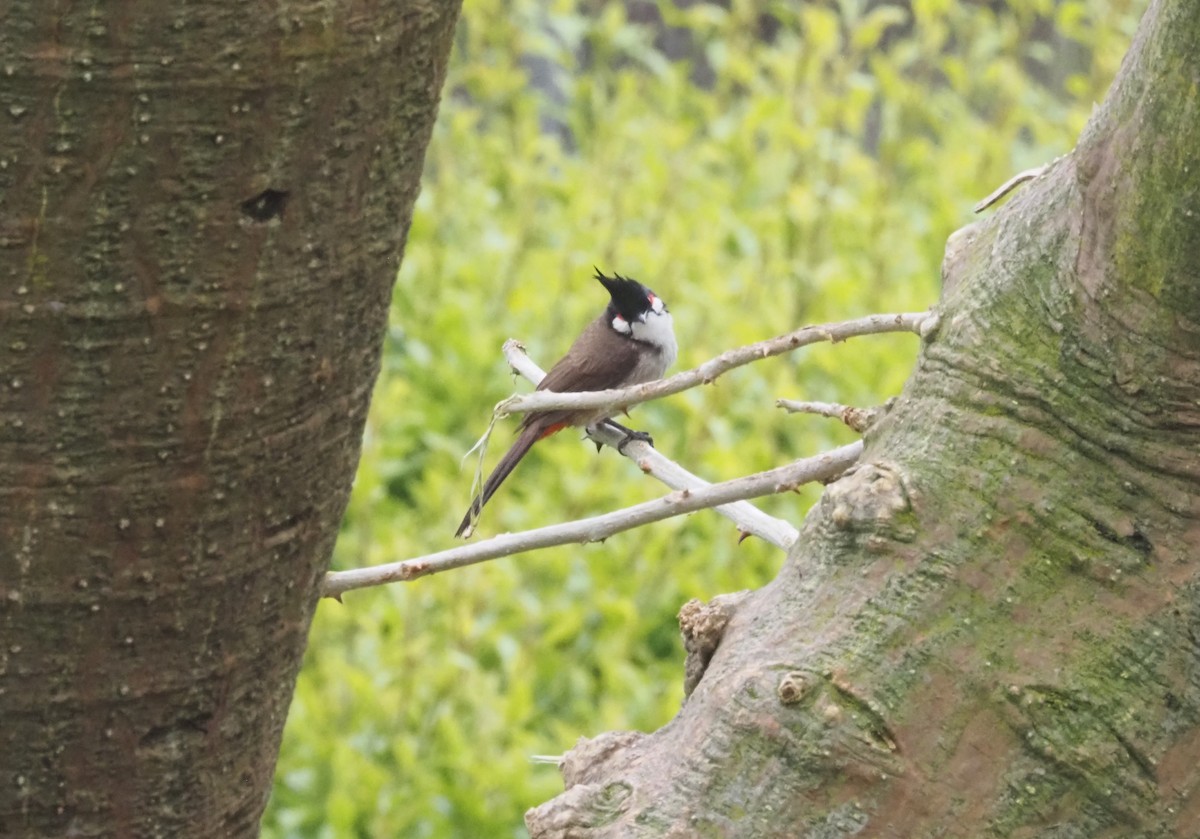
[0,2,459,837]
[528,0,1200,835]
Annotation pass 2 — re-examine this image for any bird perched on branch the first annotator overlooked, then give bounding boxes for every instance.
[456,270,677,537]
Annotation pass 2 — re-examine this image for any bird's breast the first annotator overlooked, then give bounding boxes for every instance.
[628,312,676,379]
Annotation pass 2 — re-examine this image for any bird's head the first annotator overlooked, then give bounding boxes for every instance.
[595,269,667,327]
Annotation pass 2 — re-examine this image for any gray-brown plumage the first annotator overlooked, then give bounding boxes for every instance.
[456,271,676,537]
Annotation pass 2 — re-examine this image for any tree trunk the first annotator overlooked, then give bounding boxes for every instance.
[527,0,1200,835]
[0,2,459,836]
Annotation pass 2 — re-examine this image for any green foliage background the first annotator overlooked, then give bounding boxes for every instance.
[263,1,1142,835]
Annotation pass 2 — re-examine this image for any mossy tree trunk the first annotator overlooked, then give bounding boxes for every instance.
[528,0,1200,835]
[0,3,459,836]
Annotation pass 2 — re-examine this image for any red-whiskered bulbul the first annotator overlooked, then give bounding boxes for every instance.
[455,270,677,537]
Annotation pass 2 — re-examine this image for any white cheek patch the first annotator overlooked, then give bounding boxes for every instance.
[649,294,665,315]
[612,315,632,334]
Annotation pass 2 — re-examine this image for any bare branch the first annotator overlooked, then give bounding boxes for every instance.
[321,442,861,599]
[973,156,1064,213]
[504,341,800,550]
[499,312,929,418]
[776,399,883,434]
[503,338,540,381]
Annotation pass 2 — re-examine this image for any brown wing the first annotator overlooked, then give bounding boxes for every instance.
[521,315,641,431]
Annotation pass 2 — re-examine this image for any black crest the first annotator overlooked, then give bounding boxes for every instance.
[594,268,654,322]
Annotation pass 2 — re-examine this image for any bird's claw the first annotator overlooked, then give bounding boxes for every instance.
[616,429,654,454]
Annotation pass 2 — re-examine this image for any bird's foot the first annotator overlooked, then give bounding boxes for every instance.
[616,428,654,454]
[590,420,655,454]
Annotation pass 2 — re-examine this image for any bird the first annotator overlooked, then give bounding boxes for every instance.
[455,269,677,537]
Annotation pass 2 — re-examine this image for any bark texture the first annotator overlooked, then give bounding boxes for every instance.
[0,2,459,836]
[528,0,1200,835]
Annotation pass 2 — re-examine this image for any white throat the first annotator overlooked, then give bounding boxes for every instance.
[630,310,677,371]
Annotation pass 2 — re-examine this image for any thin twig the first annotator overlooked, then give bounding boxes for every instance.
[973,157,1062,214]
[321,443,861,598]
[504,342,800,550]
[497,312,929,418]
[461,413,499,508]
[775,399,882,434]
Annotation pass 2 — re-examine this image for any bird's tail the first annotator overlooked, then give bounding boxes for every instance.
[455,424,546,537]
